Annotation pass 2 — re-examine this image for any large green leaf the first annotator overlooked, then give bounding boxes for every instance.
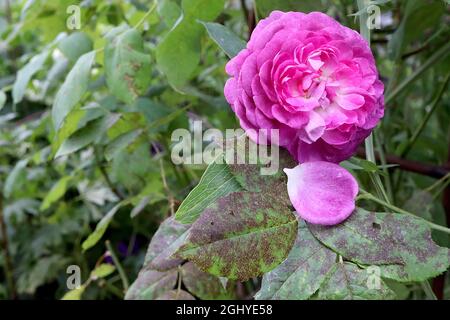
[309,208,450,282]
[104,28,151,104]
[13,50,49,104]
[3,159,28,198]
[155,0,225,88]
[52,51,96,131]
[177,192,298,281]
[200,22,246,58]
[175,157,243,224]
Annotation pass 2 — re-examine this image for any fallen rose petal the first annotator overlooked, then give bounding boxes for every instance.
[284,161,358,225]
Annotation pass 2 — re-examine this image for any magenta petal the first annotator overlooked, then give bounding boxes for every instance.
[284,161,358,225]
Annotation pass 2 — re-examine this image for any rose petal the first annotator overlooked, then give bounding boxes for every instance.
[284,161,358,225]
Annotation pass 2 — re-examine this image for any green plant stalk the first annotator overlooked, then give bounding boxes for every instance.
[134,1,157,30]
[421,281,437,300]
[400,72,450,157]
[105,240,130,292]
[385,41,450,104]
[356,0,391,204]
[358,191,450,234]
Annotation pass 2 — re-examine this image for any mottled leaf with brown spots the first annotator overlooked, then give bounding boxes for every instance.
[309,208,450,282]
[182,262,235,300]
[144,216,191,271]
[176,192,298,281]
[255,221,336,300]
[125,268,177,300]
[316,262,396,300]
[156,289,195,300]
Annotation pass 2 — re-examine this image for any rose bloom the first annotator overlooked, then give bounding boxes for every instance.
[224,11,384,163]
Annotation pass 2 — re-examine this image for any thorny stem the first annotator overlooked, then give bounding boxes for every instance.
[105,240,130,292]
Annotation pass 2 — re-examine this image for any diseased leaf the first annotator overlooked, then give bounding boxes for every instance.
[145,216,191,271]
[316,262,396,300]
[52,51,96,131]
[200,22,246,58]
[182,262,234,300]
[156,289,195,300]
[309,208,450,282]
[104,28,151,104]
[256,221,336,300]
[125,268,178,300]
[177,192,298,281]
[13,50,49,104]
[175,157,243,224]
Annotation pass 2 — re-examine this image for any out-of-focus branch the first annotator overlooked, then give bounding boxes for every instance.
[357,147,450,179]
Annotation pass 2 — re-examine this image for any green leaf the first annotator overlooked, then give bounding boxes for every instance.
[177,192,298,281]
[256,221,336,300]
[55,113,120,158]
[200,22,246,58]
[3,159,28,198]
[144,216,191,271]
[0,90,6,110]
[256,0,325,17]
[309,208,450,282]
[82,202,124,252]
[105,128,143,162]
[12,50,49,104]
[175,157,243,224]
[61,284,87,300]
[52,51,96,131]
[91,264,116,279]
[156,0,224,88]
[316,262,395,300]
[40,176,72,210]
[58,32,93,62]
[125,268,178,300]
[104,28,151,104]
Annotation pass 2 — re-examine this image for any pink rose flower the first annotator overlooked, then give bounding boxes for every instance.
[224,11,384,163]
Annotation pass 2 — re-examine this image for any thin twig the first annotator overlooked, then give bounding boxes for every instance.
[94,148,125,200]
